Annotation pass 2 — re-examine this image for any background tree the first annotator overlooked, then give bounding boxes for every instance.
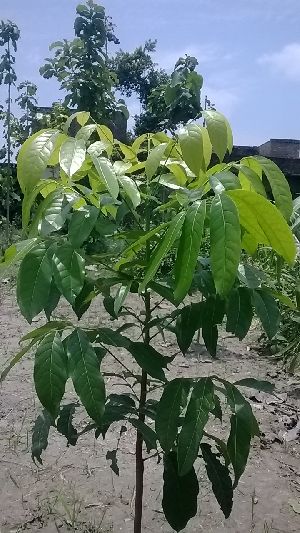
[15,81,38,142]
[0,19,20,243]
[40,0,128,134]
[113,42,203,135]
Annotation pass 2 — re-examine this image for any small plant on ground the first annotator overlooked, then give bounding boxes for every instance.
[0,107,296,531]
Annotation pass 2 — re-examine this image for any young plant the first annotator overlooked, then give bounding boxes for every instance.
[0,19,20,243]
[1,109,296,532]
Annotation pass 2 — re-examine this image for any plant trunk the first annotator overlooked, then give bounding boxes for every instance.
[134,369,147,533]
[134,135,152,533]
[5,38,12,246]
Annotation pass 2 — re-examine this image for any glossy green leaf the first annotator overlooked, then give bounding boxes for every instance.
[17,242,54,323]
[176,303,203,354]
[201,443,233,518]
[252,289,280,339]
[90,327,131,349]
[52,244,85,305]
[140,211,185,292]
[59,138,86,177]
[203,110,229,162]
[17,129,60,194]
[22,179,58,229]
[228,190,296,264]
[68,205,99,248]
[163,451,199,532]
[201,296,225,355]
[227,414,251,487]
[118,175,141,208]
[128,342,169,381]
[156,378,188,452]
[114,282,131,316]
[92,156,119,199]
[222,381,259,438]
[44,281,61,320]
[174,200,206,302]
[21,321,70,342]
[178,124,204,175]
[0,238,38,274]
[76,124,97,141]
[73,279,95,319]
[67,329,105,425]
[40,192,69,235]
[210,193,241,296]
[210,171,241,194]
[178,377,214,475]
[63,111,90,133]
[57,403,78,446]
[236,164,266,197]
[226,287,253,340]
[145,143,167,179]
[129,419,157,452]
[31,410,53,465]
[34,331,68,417]
[255,156,293,220]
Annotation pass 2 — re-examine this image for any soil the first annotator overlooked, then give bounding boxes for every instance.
[1,282,300,533]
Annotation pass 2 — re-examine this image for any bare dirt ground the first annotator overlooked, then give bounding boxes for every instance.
[1,282,300,533]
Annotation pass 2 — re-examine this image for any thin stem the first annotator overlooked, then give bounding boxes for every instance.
[134,136,152,533]
[6,37,12,246]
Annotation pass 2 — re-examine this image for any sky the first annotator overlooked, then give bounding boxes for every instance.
[1,0,300,146]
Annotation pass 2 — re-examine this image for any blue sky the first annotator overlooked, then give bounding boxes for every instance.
[1,0,300,145]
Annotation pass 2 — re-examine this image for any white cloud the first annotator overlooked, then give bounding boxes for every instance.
[258,43,300,81]
[204,86,240,119]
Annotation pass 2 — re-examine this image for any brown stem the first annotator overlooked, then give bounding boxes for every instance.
[134,135,152,533]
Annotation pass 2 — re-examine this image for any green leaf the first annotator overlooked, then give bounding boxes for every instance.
[129,419,157,452]
[145,143,167,179]
[227,414,251,488]
[201,443,233,518]
[17,242,54,323]
[222,381,259,438]
[176,303,203,354]
[40,191,69,235]
[118,175,141,208]
[34,331,68,417]
[92,156,119,199]
[255,156,293,220]
[128,342,169,381]
[21,321,70,342]
[234,378,275,394]
[63,111,90,133]
[90,327,131,349]
[52,244,85,305]
[17,130,61,194]
[201,296,225,356]
[0,238,38,274]
[236,164,266,197]
[114,282,131,316]
[67,329,105,425]
[177,378,214,475]
[174,200,206,302]
[163,451,199,532]
[252,289,280,339]
[0,339,37,382]
[140,212,185,292]
[31,410,53,465]
[59,138,86,177]
[156,378,188,452]
[73,279,95,319]
[178,124,204,175]
[210,170,241,193]
[57,403,78,446]
[76,124,97,141]
[44,281,61,320]
[228,190,296,264]
[226,287,253,340]
[120,222,169,259]
[210,193,241,296]
[203,110,229,162]
[22,179,58,229]
[68,205,99,248]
